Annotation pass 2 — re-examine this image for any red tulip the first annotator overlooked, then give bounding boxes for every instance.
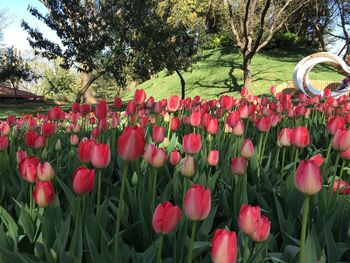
[294,160,322,195]
[19,156,40,183]
[182,133,201,155]
[190,111,201,127]
[71,102,80,113]
[327,116,345,135]
[250,215,271,242]
[278,128,293,147]
[41,122,55,137]
[241,87,248,97]
[167,95,180,112]
[211,229,237,263]
[332,129,350,152]
[231,157,246,176]
[33,181,55,207]
[146,96,155,108]
[324,88,331,98]
[78,138,95,163]
[0,136,9,151]
[126,100,137,115]
[91,143,111,168]
[255,117,271,133]
[25,130,39,148]
[240,139,254,159]
[133,89,146,105]
[114,97,122,108]
[34,135,46,149]
[170,117,181,131]
[169,150,181,166]
[308,154,324,167]
[206,118,218,135]
[154,101,163,114]
[219,95,233,111]
[232,120,244,136]
[292,126,310,148]
[72,166,95,195]
[152,125,165,144]
[151,147,167,168]
[270,86,276,95]
[117,126,145,162]
[80,104,92,116]
[94,100,108,120]
[16,150,27,165]
[144,144,156,164]
[181,155,195,177]
[207,150,219,166]
[6,115,16,127]
[37,162,55,181]
[238,204,261,235]
[184,184,211,221]
[340,146,350,160]
[152,201,182,234]
[227,112,240,128]
[333,179,350,194]
[48,106,65,121]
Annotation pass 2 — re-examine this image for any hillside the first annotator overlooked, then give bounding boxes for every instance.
[123,48,344,100]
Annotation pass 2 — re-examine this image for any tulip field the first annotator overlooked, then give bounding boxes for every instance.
[1,87,350,263]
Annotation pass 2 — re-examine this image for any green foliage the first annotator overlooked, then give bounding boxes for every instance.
[36,59,79,102]
[0,47,37,89]
[267,32,314,50]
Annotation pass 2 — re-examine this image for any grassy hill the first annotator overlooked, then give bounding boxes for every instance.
[123,48,343,100]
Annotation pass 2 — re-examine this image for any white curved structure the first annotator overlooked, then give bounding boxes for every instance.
[293,52,350,97]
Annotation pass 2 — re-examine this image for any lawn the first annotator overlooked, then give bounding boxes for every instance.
[123,47,344,100]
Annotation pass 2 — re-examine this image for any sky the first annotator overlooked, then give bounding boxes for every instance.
[0,0,60,51]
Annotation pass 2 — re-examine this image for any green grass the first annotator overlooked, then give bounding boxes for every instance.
[123,48,343,100]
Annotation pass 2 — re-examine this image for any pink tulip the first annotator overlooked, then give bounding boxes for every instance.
[184,184,211,221]
[211,229,237,263]
[294,160,322,195]
[152,201,181,234]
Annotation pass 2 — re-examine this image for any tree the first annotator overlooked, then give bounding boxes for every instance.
[0,47,37,101]
[21,0,120,102]
[224,0,309,89]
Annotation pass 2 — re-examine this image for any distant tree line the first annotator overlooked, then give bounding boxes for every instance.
[0,0,348,100]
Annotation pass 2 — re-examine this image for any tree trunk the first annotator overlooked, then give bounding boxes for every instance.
[243,56,252,90]
[10,81,18,104]
[175,69,186,99]
[75,71,105,103]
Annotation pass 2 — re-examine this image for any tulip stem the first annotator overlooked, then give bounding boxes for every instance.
[281,147,286,180]
[328,153,340,207]
[156,234,164,263]
[242,235,249,263]
[115,162,129,261]
[187,221,197,263]
[183,177,190,199]
[299,196,310,263]
[29,184,33,218]
[152,169,158,204]
[322,140,332,177]
[167,113,173,142]
[97,169,102,207]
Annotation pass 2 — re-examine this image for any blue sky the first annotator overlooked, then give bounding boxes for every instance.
[0,0,60,51]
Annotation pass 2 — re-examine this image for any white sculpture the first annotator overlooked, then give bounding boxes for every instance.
[293,52,350,97]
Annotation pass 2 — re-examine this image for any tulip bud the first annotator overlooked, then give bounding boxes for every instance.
[152,125,165,144]
[332,129,350,152]
[152,201,182,234]
[190,111,201,127]
[278,128,293,147]
[133,89,146,105]
[132,172,138,186]
[37,162,55,181]
[33,181,55,207]
[292,126,310,148]
[78,138,95,163]
[184,184,211,221]
[181,155,195,177]
[70,134,79,146]
[151,148,167,168]
[41,148,48,159]
[240,139,254,159]
[167,96,180,112]
[55,139,62,151]
[34,135,46,149]
[211,229,237,263]
[163,137,169,148]
[232,120,244,136]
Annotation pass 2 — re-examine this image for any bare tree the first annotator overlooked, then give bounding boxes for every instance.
[224,0,309,89]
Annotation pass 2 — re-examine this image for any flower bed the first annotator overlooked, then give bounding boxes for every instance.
[0,87,350,263]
